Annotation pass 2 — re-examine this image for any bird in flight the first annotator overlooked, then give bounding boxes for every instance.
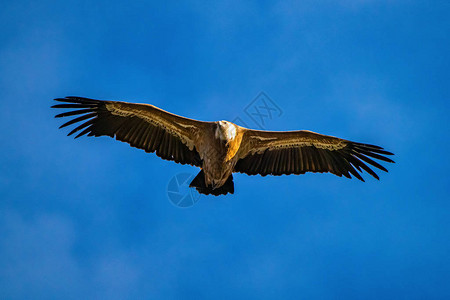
[53,97,394,196]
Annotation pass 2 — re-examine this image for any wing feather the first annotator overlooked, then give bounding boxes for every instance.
[235,129,394,181]
[52,97,208,166]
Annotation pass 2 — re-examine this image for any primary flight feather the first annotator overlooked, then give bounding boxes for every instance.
[52,97,394,196]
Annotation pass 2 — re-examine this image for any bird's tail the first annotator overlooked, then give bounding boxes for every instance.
[189,170,234,196]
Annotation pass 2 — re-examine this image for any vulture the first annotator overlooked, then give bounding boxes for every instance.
[52,97,394,196]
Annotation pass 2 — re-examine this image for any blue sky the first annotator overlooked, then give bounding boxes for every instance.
[1,0,449,299]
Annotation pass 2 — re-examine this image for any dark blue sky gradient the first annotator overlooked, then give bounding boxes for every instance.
[1,1,449,299]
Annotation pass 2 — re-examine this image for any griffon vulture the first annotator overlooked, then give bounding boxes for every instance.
[52,97,394,196]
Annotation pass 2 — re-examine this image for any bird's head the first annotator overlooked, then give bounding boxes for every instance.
[215,120,237,142]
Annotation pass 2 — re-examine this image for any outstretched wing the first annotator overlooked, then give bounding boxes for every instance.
[52,96,210,166]
[235,129,394,181]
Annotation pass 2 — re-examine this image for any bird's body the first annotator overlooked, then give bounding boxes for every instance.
[53,97,394,196]
[199,121,240,188]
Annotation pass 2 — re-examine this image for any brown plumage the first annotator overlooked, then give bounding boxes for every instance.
[52,97,395,196]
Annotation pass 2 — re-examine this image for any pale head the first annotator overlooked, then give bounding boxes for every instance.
[215,120,237,142]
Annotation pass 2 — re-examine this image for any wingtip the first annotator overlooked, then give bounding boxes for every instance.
[378,165,388,173]
[67,128,77,136]
[53,96,87,101]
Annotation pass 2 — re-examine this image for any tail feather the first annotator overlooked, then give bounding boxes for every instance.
[189,170,234,196]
